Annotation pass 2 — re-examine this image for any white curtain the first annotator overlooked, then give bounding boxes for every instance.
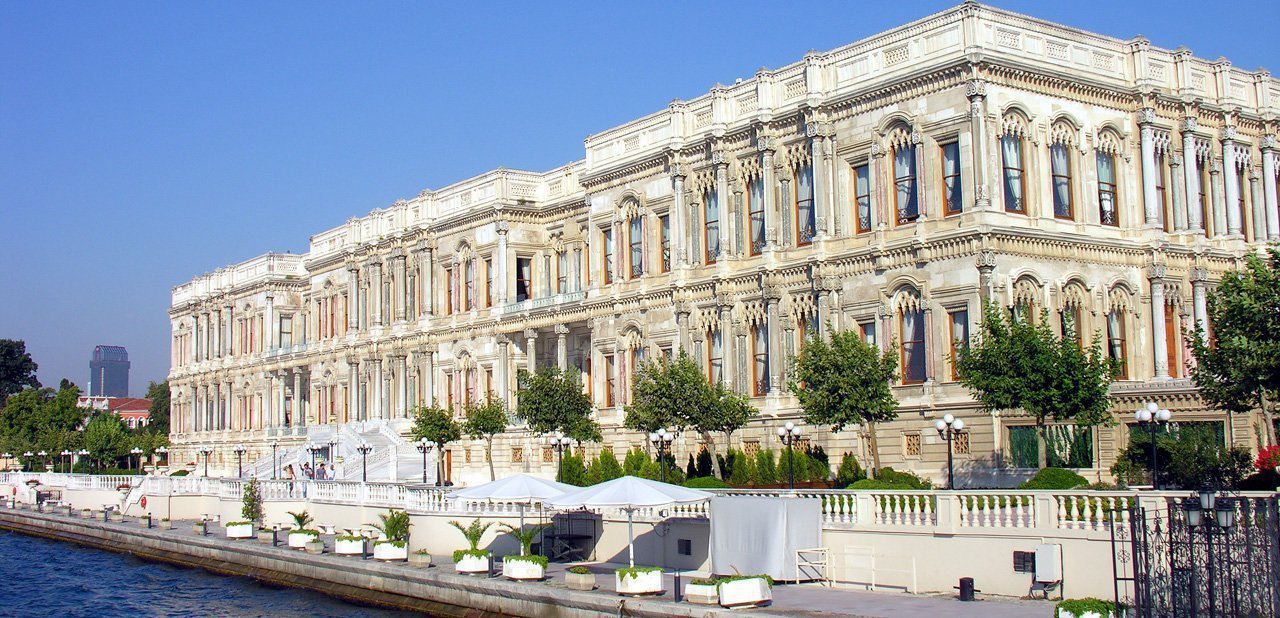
[942,143,961,213]
[1096,152,1116,224]
[855,165,872,231]
[519,259,532,299]
[750,177,765,251]
[1051,144,1072,217]
[902,310,926,382]
[796,164,815,239]
[1002,136,1024,212]
[894,146,917,219]
[705,190,720,259]
[754,325,769,394]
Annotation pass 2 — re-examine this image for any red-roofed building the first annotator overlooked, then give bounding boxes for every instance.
[77,396,152,429]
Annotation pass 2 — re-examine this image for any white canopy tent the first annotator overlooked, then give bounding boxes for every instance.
[547,475,711,567]
[447,473,577,529]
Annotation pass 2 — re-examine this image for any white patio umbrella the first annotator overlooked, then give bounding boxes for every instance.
[447,473,577,529]
[547,475,711,567]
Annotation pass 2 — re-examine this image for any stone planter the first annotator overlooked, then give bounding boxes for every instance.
[288,531,319,549]
[138,516,152,528]
[159,519,172,530]
[408,552,432,567]
[615,570,663,596]
[97,511,109,522]
[1058,610,1115,618]
[373,542,408,561]
[81,509,91,518]
[565,570,595,591]
[109,512,124,523]
[334,538,365,556]
[257,530,274,544]
[502,558,545,580]
[225,522,255,539]
[192,521,207,534]
[455,553,490,574]
[718,577,772,608]
[304,539,325,555]
[685,582,719,605]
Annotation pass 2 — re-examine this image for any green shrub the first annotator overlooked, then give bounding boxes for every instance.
[690,578,717,586]
[716,574,774,588]
[754,449,777,485]
[834,453,866,488]
[684,476,729,489]
[586,449,624,485]
[368,509,411,543]
[505,554,548,568]
[1019,467,1088,490]
[559,453,589,486]
[808,446,831,483]
[695,448,714,478]
[623,447,649,476]
[777,449,811,483]
[685,454,697,479]
[567,566,592,575]
[873,467,932,489]
[335,534,364,542]
[453,548,488,562]
[1056,597,1123,616]
[169,469,190,477]
[639,459,685,485]
[240,477,263,523]
[728,449,754,487]
[616,566,663,579]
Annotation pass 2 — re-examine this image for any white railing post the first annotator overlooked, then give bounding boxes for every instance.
[935,493,959,533]
[1034,493,1056,530]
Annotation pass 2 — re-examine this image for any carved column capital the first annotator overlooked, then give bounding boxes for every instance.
[1138,107,1157,125]
[965,79,987,99]
[975,249,997,271]
[1147,263,1167,283]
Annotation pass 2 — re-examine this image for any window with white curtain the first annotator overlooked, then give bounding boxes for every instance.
[893,145,919,224]
[748,177,765,255]
[515,258,531,302]
[602,228,614,284]
[556,252,567,293]
[1051,144,1074,219]
[704,189,720,264]
[659,215,670,272]
[899,309,926,383]
[796,163,816,244]
[1106,310,1127,378]
[707,329,723,384]
[1097,152,1118,226]
[1002,135,1026,213]
[941,142,963,215]
[628,217,644,278]
[752,324,769,396]
[464,258,476,311]
[853,164,872,233]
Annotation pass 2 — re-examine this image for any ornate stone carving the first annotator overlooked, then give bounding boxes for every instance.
[711,150,727,166]
[1220,125,1237,141]
[1147,263,1167,282]
[1138,107,1157,125]
[910,130,924,145]
[523,328,537,340]
[669,162,686,179]
[755,135,774,153]
[554,324,569,336]
[805,122,819,138]
[965,79,986,98]
[975,249,997,270]
[1189,266,1210,285]
[496,220,510,234]
[1264,134,1277,150]
[1171,152,1184,166]
[870,142,884,157]
[1181,116,1198,132]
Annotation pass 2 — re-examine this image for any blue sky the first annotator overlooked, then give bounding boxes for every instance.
[1,1,1275,395]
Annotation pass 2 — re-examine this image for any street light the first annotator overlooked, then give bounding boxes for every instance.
[155,446,168,468]
[271,441,279,480]
[199,446,213,477]
[935,414,966,490]
[305,443,321,475]
[1183,488,1237,616]
[415,438,433,484]
[76,449,88,474]
[233,444,247,478]
[777,422,804,491]
[327,439,338,477]
[1134,402,1172,489]
[60,450,72,474]
[37,451,48,471]
[130,447,143,473]
[648,428,676,484]
[549,433,573,483]
[22,452,33,472]
[356,443,372,483]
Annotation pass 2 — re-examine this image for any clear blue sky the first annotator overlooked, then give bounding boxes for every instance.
[2,1,1275,396]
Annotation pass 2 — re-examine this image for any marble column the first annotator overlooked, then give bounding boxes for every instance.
[671,165,688,267]
[369,262,384,326]
[1149,265,1169,379]
[759,136,777,251]
[1170,154,1187,230]
[676,302,692,354]
[718,300,734,389]
[1182,117,1204,233]
[1139,108,1161,227]
[967,80,990,209]
[1222,126,1242,236]
[346,264,360,329]
[555,324,569,370]
[395,355,408,419]
[277,372,288,428]
[572,246,583,293]
[264,294,276,350]
[392,254,407,322]
[496,221,510,304]
[808,123,830,239]
[1262,136,1278,240]
[714,153,730,260]
[347,357,359,423]
[976,250,997,304]
[525,329,538,374]
[764,287,782,394]
[370,359,383,419]
[496,336,510,404]
[1190,267,1209,338]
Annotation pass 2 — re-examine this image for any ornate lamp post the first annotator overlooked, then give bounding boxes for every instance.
[934,414,966,490]
[415,438,433,484]
[60,450,72,474]
[270,440,279,480]
[305,444,321,475]
[129,447,143,473]
[1134,402,1172,489]
[232,444,247,478]
[37,451,48,472]
[356,443,372,483]
[549,433,573,483]
[76,449,88,474]
[155,446,168,468]
[648,428,676,484]
[777,422,803,491]
[199,446,213,477]
[22,452,33,472]
[1183,488,1238,616]
[327,439,338,475]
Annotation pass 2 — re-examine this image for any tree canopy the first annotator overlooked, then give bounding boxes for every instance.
[410,404,462,448]
[1190,249,1280,447]
[145,380,171,435]
[790,327,899,471]
[515,366,599,443]
[0,339,40,403]
[463,395,508,481]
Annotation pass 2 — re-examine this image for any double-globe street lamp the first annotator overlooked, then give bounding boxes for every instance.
[130,447,143,473]
[549,433,573,483]
[935,414,966,490]
[60,450,72,474]
[1183,488,1238,616]
[271,440,280,480]
[415,439,434,485]
[232,444,247,478]
[356,443,372,483]
[155,446,168,468]
[199,446,213,477]
[649,428,676,484]
[777,422,804,491]
[305,443,322,477]
[37,451,48,472]
[1134,402,1172,489]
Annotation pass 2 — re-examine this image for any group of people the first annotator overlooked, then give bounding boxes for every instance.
[282,462,335,481]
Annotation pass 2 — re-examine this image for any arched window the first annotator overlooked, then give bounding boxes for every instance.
[752,323,769,396]
[1001,112,1030,214]
[707,327,724,384]
[889,127,919,224]
[628,216,644,278]
[853,163,872,233]
[895,289,927,384]
[748,176,766,255]
[704,189,720,264]
[1096,131,1123,226]
[1050,120,1079,220]
[795,162,816,245]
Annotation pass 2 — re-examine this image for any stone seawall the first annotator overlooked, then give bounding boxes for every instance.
[0,508,726,618]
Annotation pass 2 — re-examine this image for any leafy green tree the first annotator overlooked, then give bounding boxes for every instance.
[790,327,899,473]
[1190,249,1280,447]
[727,448,754,487]
[559,452,589,486]
[753,448,778,485]
[463,394,508,481]
[241,477,264,522]
[145,381,171,435]
[410,404,462,484]
[515,366,599,443]
[1112,424,1254,489]
[623,447,648,476]
[954,303,1117,466]
[83,413,130,469]
[0,339,40,403]
[587,448,623,484]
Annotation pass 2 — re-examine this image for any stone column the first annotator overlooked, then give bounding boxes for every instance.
[816,286,832,340]
[572,246,583,293]
[1170,154,1187,230]
[369,262,384,326]
[347,357,359,423]
[424,349,436,407]
[277,372,288,428]
[495,336,509,404]
[211,309,222,359]
[525,329,538,374]
[1183,117,1204,233]
[264,294,276,350]
[370,359,383,419]
[382,369,392,422]
[718,297,734,389]
[395,354,408,419]
[1139,108,1161,227]
[346,264,360,329]
[1222,126,1242,236]
[392,254,407,322]
[807,122,831,238]
[671,164,688,267]
[764,283,783,394]
[555,324,569,370]
[289,370,301,427]
[676,301,692,354]
[1149,265,1169,379]
[1190,267,1210,338]
[1262,136,1278,240]
[759,136,777,251]
[496,221,510,304]
[1210,160,1226,237]
[967,80,990,209]
[976,250,997,304]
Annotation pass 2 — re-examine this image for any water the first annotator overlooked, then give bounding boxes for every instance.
[0,530,423,617]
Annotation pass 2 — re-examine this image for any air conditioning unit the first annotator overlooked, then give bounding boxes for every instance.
[1035,543,1062,583]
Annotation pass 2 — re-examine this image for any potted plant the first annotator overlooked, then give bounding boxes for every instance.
[685,578,719,604]
[1057,598,1125,618]
[717,574,772,608]
[257,527,274,543]
[225,520,254,539]
[159,518,172,530]
[334,531,365,555]
[448,519,494,574]
[615,566,663,595]
[499,523,551,580]
[305,538,325,554]
[80,509,91,518]
[565,566,595,591]
[369,509,411,561]
[286,510,320,549]
[409,548,433,567]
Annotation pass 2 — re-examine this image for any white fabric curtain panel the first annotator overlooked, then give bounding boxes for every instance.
[894,146,917,218]
[1051,144,1072,217]
[1003,136,1024,212]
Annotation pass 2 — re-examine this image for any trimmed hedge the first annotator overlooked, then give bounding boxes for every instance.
[1019,467,1088,490]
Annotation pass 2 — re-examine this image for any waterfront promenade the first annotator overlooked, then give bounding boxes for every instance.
[0,503,1053,617]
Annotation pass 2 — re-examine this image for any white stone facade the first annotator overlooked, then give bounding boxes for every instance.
[168,3,1279,486]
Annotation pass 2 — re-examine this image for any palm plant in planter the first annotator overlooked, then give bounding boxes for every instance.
[615,566,664,596]
[369,509,411,561]
[448,519,494,574]
[499,523,551,580]
[286,510,319,549]
[565,566,596,591]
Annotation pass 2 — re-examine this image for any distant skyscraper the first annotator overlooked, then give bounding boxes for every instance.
[89,345,130,397]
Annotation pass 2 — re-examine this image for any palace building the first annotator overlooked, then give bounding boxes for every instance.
[167,2,1280,486]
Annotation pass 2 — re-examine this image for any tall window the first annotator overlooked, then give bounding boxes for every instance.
[1061,305,1083,348]
[604,353,616,407]
[515,258,531,302]
[948,309,969,381]
[900,309,926,383]
[704,190,720,264]
[748,177,765,255]
[1106,310,1127,379]
[464,259,476,311]
[1199,165,1211,237]
[1002,135,1026,213]
[484,258,493,307]
[859,321,877,346]
[444,267,454,315]
[1097,152,1118,226]
[1155,152,1170,232]
[556,252,567,293]
[279,315,293,348]
[628,217,644,278]
[752,324,769,396]
[894,145,919,224]
[853,164,872,233]
[795,163,816,244]
[941,142,963,215]
[1164,308,1181,378]
[707,330,723,384]
[1050,143,1074,219]
[658,215,671,272]
[602,228,614,284]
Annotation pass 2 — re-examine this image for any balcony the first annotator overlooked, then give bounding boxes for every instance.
[502,290,585,315]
